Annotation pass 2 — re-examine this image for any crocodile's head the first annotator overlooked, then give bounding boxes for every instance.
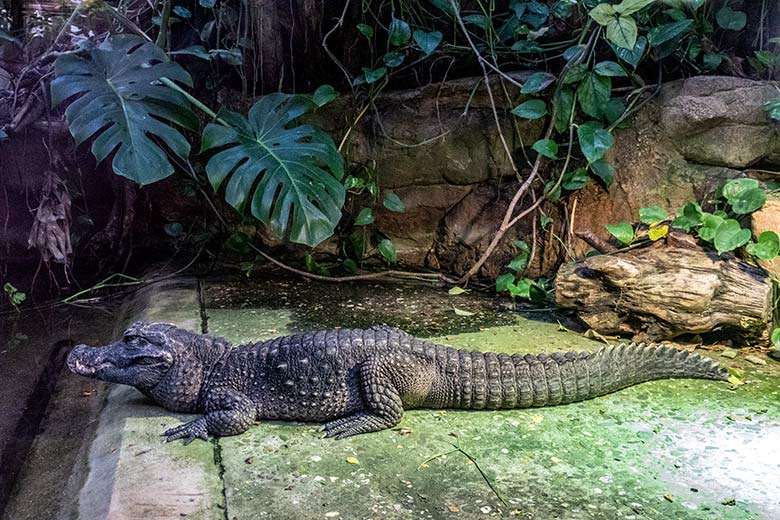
[68,322,182,390]
[68,321,230,412]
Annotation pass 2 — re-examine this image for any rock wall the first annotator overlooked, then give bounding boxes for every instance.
[572,76,780,257]
[321,73,559,279]
[327,75,780,278]
[5,75,777,285]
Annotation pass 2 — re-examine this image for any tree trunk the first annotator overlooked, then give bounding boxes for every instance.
[8,0,23,32]
[555,232,773,344]
[242,0,370,94]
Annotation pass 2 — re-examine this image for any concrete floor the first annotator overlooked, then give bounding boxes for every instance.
[4,275,779,519]
[0,304,118,518]
[203,277,780,520]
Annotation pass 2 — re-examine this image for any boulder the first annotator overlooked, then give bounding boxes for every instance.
[659,76,780,167]
[373,184,473,267]
[571,76,778,258]
[432,180,562,279]
[571,117,744,257]
[750,192,780,278]
[320,73,545,188]
[310,75,780,278]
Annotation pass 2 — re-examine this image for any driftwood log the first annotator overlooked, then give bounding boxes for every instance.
[556,232,773,343]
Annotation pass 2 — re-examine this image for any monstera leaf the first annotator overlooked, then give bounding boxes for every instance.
[51,35,197,185]
[201,93,345,247]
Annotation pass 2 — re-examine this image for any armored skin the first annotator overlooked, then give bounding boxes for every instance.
[67,322,729,443]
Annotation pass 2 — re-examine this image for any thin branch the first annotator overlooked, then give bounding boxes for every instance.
[417,442,507,508]
[247,243,458,284]
[608,64,663,132]
[450,443,507,507]
[506,92,578,230]
[103,3,153,42]
[525,190,538,277]
[61,249,202,304]
[416,448,458,470]
[338,98,372,152]
[450,0,521,178]
[448,1,523,89]
[456,24,596,284]
[567,195,578,255]
[371,104,453,148]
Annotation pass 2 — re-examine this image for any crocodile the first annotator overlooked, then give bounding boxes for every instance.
[67,321,729,443]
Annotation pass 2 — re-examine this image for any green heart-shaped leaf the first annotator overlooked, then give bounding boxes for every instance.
[672,202,703,231]
[388,17,411,46]
[605,222,634,244]
[354,207,374,226]
[512,99,547,119]
[589,159,615,188]
[639,206,669,225]
[577,121,613,163]
[521,72,556,94]
[577,72,611,118]
[716,6,747,31]
[729,188,766,215]
[378,239,398,263]
[413,30,442,55]
[383,192,405,212]
[495,273,515,293]
[722,178,760,202]
[746,231,780,260]
[606,15,637,50]
[713,219,751,255]
[533,139,558,159]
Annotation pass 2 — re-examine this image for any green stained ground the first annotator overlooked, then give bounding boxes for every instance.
[204,277,780,520]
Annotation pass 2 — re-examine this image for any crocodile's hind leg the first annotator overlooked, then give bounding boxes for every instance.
[322,356,406,439]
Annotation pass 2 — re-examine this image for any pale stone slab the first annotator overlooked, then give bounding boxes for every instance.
[75,278,224,520]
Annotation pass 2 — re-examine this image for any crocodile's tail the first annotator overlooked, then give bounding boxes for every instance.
[445,343,728,410]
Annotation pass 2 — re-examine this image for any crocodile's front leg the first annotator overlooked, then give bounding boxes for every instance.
[163,387,256,443]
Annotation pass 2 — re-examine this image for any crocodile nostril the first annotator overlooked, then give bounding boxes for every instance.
[67,345,91,374]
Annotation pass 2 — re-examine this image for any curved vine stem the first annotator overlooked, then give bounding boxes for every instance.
[246,243,458,284]
[322,0,355,90]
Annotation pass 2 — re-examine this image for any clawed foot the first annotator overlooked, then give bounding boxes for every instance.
[320,416,357,439]
[162,418,209,444]
[321,413,389,439]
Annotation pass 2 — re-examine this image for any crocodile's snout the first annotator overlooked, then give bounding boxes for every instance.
[67,344,102,376]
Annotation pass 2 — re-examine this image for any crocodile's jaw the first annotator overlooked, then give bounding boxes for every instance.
[68,339,174,390]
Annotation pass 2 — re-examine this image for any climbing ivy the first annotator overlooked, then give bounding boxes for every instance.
[482,0,755,299]
[605,179,780,260]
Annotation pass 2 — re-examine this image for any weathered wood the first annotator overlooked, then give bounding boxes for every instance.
[555,232,773,343]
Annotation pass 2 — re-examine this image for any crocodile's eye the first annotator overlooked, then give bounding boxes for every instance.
[124,335,143,347]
